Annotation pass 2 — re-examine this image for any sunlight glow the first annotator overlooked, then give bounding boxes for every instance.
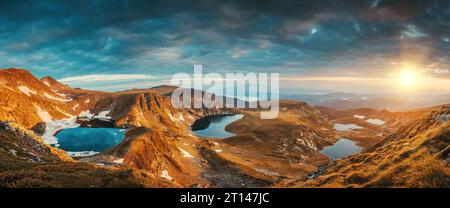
[400,70,417,86]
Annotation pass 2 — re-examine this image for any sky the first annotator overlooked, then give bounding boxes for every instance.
[0,0,449,94]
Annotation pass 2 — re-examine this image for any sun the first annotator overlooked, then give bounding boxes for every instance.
[400,71,417,86]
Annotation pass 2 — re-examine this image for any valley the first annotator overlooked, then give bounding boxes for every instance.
[0,68,448,188]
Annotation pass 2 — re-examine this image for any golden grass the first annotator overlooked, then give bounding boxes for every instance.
[369,151,449,188]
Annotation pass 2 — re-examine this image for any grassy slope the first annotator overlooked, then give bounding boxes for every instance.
[291,108,450,188]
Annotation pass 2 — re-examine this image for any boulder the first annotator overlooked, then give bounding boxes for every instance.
[31,122,46,136]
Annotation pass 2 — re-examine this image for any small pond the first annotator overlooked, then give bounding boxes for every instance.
[192,114,243,138]
[320,138,362,160]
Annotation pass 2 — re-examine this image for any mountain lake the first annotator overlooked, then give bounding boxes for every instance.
[320,138,362,159]
[192,114,243,139]
[54,128,125,155]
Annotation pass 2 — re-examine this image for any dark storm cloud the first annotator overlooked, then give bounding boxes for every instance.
[0,0,449,80]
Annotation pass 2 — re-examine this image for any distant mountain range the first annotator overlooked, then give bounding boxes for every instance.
[280,91,450,111]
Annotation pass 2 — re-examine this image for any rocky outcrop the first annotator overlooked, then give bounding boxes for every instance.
[0,121,71,170]
[30,122,46,136]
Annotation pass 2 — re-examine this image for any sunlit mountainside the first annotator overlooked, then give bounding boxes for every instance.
[0,68,448,188]
[1,0,450,189]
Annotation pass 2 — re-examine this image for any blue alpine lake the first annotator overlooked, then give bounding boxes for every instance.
[54,128,125,152]
[192,114,243,139]
[320,138,362,160]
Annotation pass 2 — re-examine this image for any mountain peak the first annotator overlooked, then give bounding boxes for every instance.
[40,76,71,90]
[0,68,35,78]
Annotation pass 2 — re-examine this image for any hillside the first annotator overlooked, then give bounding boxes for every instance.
[283,105,450,188]
[0,121,145,188]
[0,68,448,188]
[0,69,74,129]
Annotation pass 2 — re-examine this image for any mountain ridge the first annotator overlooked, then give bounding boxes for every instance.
[0,68,448,187]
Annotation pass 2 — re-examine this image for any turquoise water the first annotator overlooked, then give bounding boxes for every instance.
[320,138,362,160]
[55,128,125,152]
[192,114,243,138]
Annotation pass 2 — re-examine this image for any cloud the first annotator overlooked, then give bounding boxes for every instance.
[230,47,251,59]
[401,24,428,39]
[0,0,448,95]
[59,74,157,83]
[152,48,182,61]
[7,42,31,51]
[371,0,382,9]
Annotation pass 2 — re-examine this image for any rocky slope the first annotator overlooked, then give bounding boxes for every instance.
[315,106,432,148]
[215,100,336,183]
[0,68,448,187]
[0,69,200,187]
[0,121,145,188]
[283,105,450,187]
[0,69,74,129]
[0,68,231,187]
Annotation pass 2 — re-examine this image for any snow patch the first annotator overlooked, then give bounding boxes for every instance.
[43,92,71,102]
[18,86,36,96]
[56,107,74,118]
[43,81,51,87]
[353,115,365,119]
[79,110,112,120]
[160,170,173,181]
[72,104,79,110]
[113,158,124,164]
[214,149,223,153]
[35,105,79,145]
[178,148,194,158]
[96,110,112,119]
[79,110,94,118]
[85,99,90,103]
[334,123,363,131]
[43,118,79,145]
[67,151,98,157]
[366,119,385,125]
[35,106,53,123]
[54,91,67,98]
